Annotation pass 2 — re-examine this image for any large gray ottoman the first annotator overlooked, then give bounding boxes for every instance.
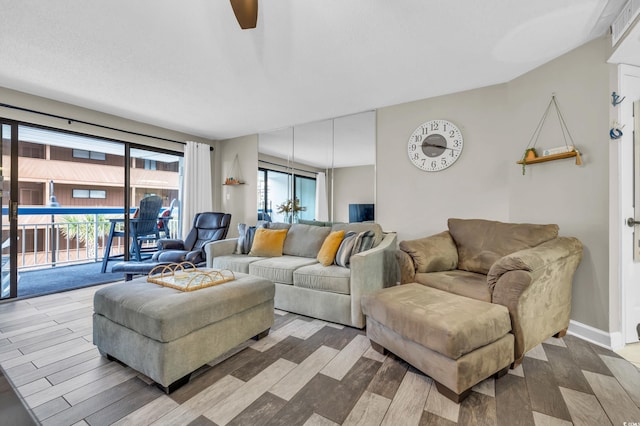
[93,272,274,393]
[361,283,514,403]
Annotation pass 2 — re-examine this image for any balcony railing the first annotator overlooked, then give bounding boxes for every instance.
[2,206,180,271]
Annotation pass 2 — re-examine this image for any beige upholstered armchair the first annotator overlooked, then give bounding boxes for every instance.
[396,218,583,366]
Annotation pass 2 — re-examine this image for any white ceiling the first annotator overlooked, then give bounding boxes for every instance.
[0,0,632,141]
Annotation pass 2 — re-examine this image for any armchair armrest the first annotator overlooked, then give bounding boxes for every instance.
[204,238,238,268]
[350,232,398,328]
[489,237,583,363]
[156,239,186,251]
[396,250,416,284]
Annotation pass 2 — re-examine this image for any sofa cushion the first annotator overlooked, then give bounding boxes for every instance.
[331,222,384,248]
[283,224,331,258]
[399,231,458,273]
[448,218,559,274]
[294,263,351,295]
[249,228,288,257]
[211,254,265,274]
[414,270,491,302]
[317,230,345,266]
[265,222,292,230]
[249,255,318,285]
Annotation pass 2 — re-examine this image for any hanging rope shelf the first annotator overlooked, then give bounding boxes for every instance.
[224,154,245,185]
[516,95,582,174]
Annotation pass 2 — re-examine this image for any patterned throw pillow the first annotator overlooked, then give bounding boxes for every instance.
[351,230,376,257]
[334,231,357,267]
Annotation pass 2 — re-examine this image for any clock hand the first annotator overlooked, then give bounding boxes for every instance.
[423,142,459,151]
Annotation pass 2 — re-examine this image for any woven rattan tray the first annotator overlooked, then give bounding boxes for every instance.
[146,262,235,292]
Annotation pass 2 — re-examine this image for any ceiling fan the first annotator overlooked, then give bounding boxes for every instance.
[230,0,258,29]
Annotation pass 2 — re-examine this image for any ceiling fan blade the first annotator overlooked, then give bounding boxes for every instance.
[230,0,258,29]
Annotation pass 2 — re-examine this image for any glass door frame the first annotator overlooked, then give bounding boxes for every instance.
[1,119,19,299]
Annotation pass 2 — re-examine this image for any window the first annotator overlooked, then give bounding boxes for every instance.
[73,189,106,199]
[144,159,157,170]
[73,149,106,161]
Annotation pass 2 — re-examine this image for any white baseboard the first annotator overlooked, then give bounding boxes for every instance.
[567,320,613,349]
[609,331,624,350]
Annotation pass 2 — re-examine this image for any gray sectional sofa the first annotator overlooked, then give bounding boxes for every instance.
[204,222,398,328]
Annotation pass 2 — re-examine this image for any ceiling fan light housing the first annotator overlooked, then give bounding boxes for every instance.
[230,0,258,29]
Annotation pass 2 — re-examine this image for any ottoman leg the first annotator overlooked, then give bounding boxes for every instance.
[252,328,270,340]
[434,381,472,404]
[157,373,191,394]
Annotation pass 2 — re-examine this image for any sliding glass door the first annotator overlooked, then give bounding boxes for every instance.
[0,121,184,299]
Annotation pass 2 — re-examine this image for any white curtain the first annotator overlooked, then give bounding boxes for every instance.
[315,172,329,221]
[182,141,213,237]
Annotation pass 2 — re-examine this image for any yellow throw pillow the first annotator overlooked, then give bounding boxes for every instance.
[249,228,288,257]
[316,230,345,266]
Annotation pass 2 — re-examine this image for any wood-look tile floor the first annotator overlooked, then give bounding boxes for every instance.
[1,283,640,426]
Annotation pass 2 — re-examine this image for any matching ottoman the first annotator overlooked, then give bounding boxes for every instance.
[361,283,514,402]
[93,272,274,393]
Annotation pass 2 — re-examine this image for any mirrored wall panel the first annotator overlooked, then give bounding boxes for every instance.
[258,111,375,223]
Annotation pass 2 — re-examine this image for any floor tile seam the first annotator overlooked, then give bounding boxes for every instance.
[11,348,100,388]
[24,361,129,407]
[586,361,640,406]
[42,376,144,425]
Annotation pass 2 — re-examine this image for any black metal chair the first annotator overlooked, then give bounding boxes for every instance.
[151,212,231,266]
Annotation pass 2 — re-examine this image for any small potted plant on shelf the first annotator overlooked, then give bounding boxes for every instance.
[225,177,242,185]
[276,198,306,223]
[521,148,537,175]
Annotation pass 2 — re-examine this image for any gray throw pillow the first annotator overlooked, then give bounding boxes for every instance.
[334,231,357,267]
[236,224,257,254]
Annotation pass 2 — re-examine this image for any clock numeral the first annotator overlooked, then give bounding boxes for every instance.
[441,158,447,165]
[409,144,417,152]
[421,127,428,135]
[453,139,460,147]
[431,160,437,169]
[413,135,422,143]
[430,122,439,131]
[449,150,456,157]
[449,130,456,138]
[413,153,420,160]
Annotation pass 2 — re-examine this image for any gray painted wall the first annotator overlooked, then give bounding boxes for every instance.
[220,135,259,237]
[377,37,611,331]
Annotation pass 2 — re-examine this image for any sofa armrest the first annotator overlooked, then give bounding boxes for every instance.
[350,232,399,328]
[204,238,238,268]
[489,236,583,362]
[396,250,416,284]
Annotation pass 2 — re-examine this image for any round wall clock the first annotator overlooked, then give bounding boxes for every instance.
[407,119,464,171]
